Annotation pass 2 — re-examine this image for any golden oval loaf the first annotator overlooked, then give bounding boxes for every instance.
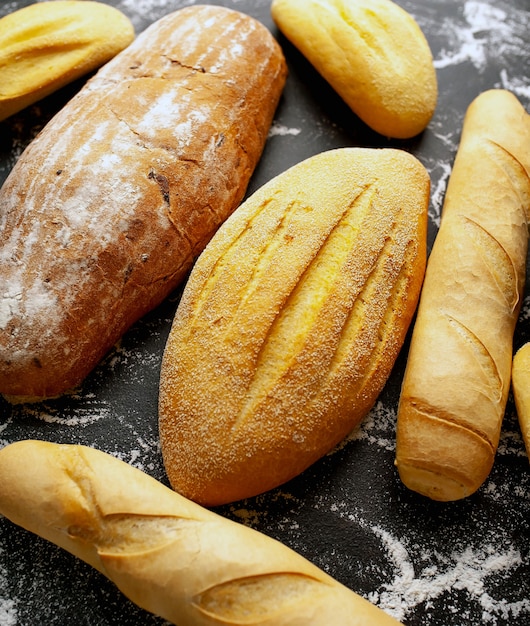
[0,5,287,401]
[0,440,403,626]
[395,90,530,502]
[0,0,135,122]
[271,0,437,139]
[159,147,429,506]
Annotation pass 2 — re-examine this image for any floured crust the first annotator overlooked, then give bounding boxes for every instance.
[159,147,429,506]
[271,0,437,138]
[395,90,530,501]
[0,5,287,400]
[0,440,403,625]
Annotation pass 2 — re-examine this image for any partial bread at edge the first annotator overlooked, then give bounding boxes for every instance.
[512,342,530,459]
[0,1,135,121]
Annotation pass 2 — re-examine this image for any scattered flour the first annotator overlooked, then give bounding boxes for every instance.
[268,122,302,138]
[0,2,19,17]
[0,598,17,626]
[373,533,528,623]
[115,0,196,29]
[518,295,530,323]
[321,501,528,624]
[497,425,528,458]
[497,69,530,100]
[230,490,300,528]
[21,397,112,427]
[347,400,397,452]
[0,550,17,626]
[434,1,530,73]
[426,159,453,228]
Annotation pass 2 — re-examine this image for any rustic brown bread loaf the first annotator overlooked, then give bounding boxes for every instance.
[159,147,429,506]
[0,5,287,401]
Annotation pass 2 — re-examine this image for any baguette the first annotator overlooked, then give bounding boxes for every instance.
[395,90,530,501]
[271,0,437,139]
[0,440,402,626]
[159,147,429,506]
[512,342,530,458]
[0,0,134,122]
[0,5,287,401]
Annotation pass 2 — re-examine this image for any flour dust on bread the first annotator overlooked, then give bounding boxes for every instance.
[0,5,287,401]
[395,90,530,502]
[0,440,403,626]
[159,147,429,507]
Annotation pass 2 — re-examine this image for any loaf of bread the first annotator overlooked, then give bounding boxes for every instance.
[395,90,530,501]
[271,0,437,139]
[159,147,429,506]
[0,0,134,122]
[0,439,403,626]
[0,5,287,402]
[512,342,530,459]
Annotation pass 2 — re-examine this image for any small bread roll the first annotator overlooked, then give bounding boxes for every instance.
[271,0,437,138]
[0,1,135,121]
[0,440,403,626]
[395,90,530,501]
[159,147,429,506]
[512,343,530,458]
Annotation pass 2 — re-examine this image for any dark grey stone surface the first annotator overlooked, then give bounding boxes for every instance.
[0,1,529,624]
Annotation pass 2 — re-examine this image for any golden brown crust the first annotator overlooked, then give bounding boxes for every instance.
[395,89,530,501]
[0,0,135,122]
[159,147,429,506]
[0,440,403,625]
[271,0,437,138]
[0,5,287,401]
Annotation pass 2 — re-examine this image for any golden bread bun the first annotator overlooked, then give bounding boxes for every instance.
[0,0,135,121]
[271,0,437,138]
[159,147,429,506]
